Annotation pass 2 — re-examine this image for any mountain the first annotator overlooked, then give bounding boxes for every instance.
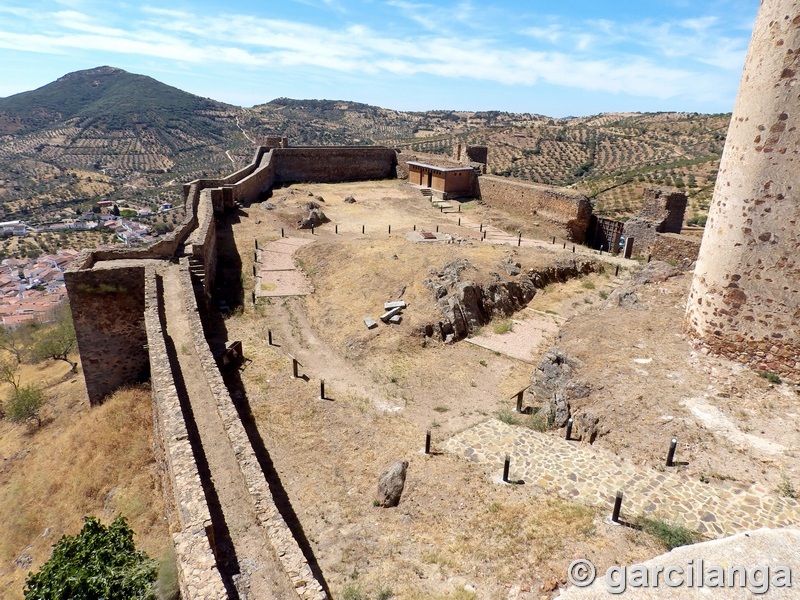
[0,66,231,134]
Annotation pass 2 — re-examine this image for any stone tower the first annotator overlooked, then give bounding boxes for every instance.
[685,0,800,377]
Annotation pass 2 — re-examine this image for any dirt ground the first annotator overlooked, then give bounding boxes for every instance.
[222,180,670,599]
[549,271,800,494]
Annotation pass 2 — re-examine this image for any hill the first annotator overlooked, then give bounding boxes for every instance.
[0,67,729,255]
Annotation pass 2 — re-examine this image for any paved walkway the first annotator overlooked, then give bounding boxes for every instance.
[442,419,800,536]
[256,237,315,298]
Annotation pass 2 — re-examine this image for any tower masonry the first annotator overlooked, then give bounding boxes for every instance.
[685,0,800,377]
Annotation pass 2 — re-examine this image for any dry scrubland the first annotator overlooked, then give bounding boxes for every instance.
[0,360,170,599]
[224,180,666,598]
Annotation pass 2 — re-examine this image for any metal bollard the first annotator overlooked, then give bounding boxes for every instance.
[320,380,325,400]
[335,224,338,234]
[666,438,678,467]
[425,430,431,455]
[612,490,623,523]
[281,227,284,238]
[268,330,273,346]
[566,418,573,441]
[503,455,511,483]
[388,224,391,234]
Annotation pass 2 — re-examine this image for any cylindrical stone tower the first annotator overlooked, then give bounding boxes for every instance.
[685,0,800,378]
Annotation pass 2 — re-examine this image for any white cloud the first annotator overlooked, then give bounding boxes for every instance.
[0,3,747,104]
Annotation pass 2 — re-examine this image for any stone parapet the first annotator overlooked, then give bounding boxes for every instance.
[144,267,228,599]
[178,261,327,600]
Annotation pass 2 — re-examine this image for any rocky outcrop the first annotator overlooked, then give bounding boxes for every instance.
[423,256,601,342]
[602,287,643,309]
[297,209,329,229]
[634,260,682,284]
[525,348,588,428]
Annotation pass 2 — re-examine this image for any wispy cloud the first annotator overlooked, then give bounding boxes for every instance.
[0,1,751,107]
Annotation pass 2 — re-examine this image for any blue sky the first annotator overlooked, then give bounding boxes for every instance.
[0,0,758,116]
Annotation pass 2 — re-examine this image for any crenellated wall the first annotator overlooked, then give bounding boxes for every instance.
[475,175,592,242]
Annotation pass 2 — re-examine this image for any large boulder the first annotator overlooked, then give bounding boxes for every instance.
[603,287,644,309]
[377,460,409,507]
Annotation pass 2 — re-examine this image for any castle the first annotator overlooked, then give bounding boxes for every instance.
[63,1,800,591]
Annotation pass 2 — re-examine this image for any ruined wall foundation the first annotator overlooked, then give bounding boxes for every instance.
[475,175,592,242]
[685,0,800,378]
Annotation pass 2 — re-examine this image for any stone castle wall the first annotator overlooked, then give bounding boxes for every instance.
[685,0,800,378]
[271,147,398,183]
[649,233,702,264]
[475,175,592,242]
[66,142,395,595]
[144,268,226,599]
[178,261,325,600]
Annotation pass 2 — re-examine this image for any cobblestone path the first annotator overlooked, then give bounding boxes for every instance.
[442,419,800,536]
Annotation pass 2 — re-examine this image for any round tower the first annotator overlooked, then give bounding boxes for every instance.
[685,1,800,378]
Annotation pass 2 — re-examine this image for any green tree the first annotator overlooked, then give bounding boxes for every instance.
[32,307,78,372]
[24,516,158,600]
[6,384,46,427]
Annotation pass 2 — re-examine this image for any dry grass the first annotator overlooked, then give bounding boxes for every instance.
[0,375,169,599]
[225,180,666,598]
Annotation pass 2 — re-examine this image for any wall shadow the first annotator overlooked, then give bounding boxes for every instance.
[155,274,241,600]
[196,207,331,597]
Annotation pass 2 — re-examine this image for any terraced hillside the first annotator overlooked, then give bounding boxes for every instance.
[0,67,730,240]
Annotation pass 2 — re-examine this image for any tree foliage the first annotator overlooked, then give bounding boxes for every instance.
[6,384,46,427]
[32,306,77,372]
[24,516,158,600]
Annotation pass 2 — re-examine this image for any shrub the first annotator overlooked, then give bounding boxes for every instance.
[6,385,46,427]
[24,516,158,599]
[778,472,796,499]
[758,371,782,385]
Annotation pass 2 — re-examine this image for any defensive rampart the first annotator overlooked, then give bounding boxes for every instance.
[144,267,226,599]
[66,141,396,599]
[474,175,592,242]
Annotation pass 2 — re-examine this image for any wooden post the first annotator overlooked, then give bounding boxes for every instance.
[425,430,431,454]
[281,227,284,238]
[503,455,510,483]
[566,418,573,441]
[320,380,325,400]
[268,330,273,346]
[388,224,391,234]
